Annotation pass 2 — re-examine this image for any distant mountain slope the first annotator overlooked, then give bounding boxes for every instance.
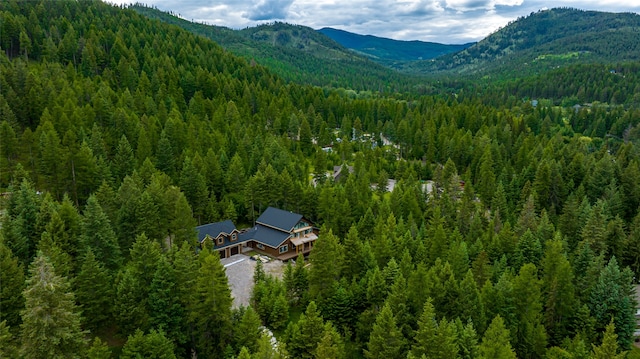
[318,27,473,64]
[406,8,640,76]
[131,5,418,91]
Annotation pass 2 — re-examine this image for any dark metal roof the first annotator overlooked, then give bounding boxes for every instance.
[256,207,303,232]
[239,224,291,249]
[196,220,237,243]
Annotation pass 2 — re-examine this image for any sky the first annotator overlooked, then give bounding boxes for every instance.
[111,0,640,43]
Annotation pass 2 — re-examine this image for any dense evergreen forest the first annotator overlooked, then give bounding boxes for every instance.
[1,1,640,358]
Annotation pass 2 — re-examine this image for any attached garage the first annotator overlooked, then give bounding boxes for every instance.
[230,245,240,256]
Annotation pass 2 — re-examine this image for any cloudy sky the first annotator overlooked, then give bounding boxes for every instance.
[112,0,640,43]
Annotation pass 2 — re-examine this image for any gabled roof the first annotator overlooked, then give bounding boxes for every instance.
[196,220,237,243]
[256,207,303,232]
[239,225,291,249]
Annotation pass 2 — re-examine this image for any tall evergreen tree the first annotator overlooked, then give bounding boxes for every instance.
[365,303,405,359]
[86,337,111,359]
[3,178,41,267]
[591,320,626,359]
[120,329,177,359]
[190,250,233,358]
[113,134,136,183]
[149,255,186,349]
[0,239,25,329]
[20,253,87,358]
[308,228,344,308]
[512,263,547,359]
[315,323,345,359]
[80,195,122,271]
[588,256,636,349]
[73,249,113,332]
[234,306,262,354]
[541,237,576,346]
[479,316,516,359]
[115,233,162,333]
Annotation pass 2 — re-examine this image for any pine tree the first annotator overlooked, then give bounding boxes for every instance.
[512,263,547,358]
[315,323,344,359]
[588,256,636,349]
[591,320,626,359]
[114,234,162,335]
[479,316,516,359]
[412,298,458,359]
[120,329,177,359]
[309,228,344,306]
[3,178,41,267]
[458,269,486,334]
[149,255,185,347]
[237,346,251,359]
[0,240,25,329]
[455,319,479,359]
[20,253,87,358]
[113,134,135,183]
[234,306,262,354]
[0,320,18,359]
[190,250,233,357]
[253,331,287,359]
[80,195,122,271]
[74,250,113,332]
[541,237,576,346]
[87,337,111,359]
[365,303,405,359]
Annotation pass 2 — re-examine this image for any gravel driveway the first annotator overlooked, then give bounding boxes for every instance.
[221,254,285,308]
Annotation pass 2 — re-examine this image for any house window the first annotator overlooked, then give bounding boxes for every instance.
[232,233,237,241]
[257,243,264,250]
[279,245,288,254]
[217,237,224,245]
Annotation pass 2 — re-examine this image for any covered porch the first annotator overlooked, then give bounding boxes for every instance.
[285,233,318,260]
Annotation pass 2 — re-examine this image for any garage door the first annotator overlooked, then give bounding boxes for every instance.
[230,246,239,256]
[219,249,226,259]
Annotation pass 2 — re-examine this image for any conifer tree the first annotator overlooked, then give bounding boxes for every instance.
[87,337,111,359]
[120,329,177,359]
[591,320,626,359]
[149,255,185,347]
[3,178,41,267]
[309,228,344,307]
[512,263,547,358]
[237,346,251,359]
[234,306,262,354]
[455,319,479,359]
[315,323,345,359]
[479,316,516,359]
[20,253,87,358]
[74,249,113,332]
[0,239,25,329]
[191,250,233,358]
[588,256,636,349]
[0,320,18,359]
[113,134,135,183]
[253,332,287,359]
[458,269,486,334]
[80,195,122,271]
[541,237,576,346]
[365,303,405,359]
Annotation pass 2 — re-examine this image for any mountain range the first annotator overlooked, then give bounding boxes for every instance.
[134,6,640,82]
[317,27,473,66]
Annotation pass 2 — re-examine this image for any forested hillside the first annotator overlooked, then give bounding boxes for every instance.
[130,4,415,92]
[1,1,640,359]
[406,8,640,76]
[318,27,473,67]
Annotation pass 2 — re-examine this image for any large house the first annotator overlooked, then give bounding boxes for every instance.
[196,207,318,260]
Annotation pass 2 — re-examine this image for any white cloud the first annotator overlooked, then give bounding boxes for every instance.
[112,0,640,43]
